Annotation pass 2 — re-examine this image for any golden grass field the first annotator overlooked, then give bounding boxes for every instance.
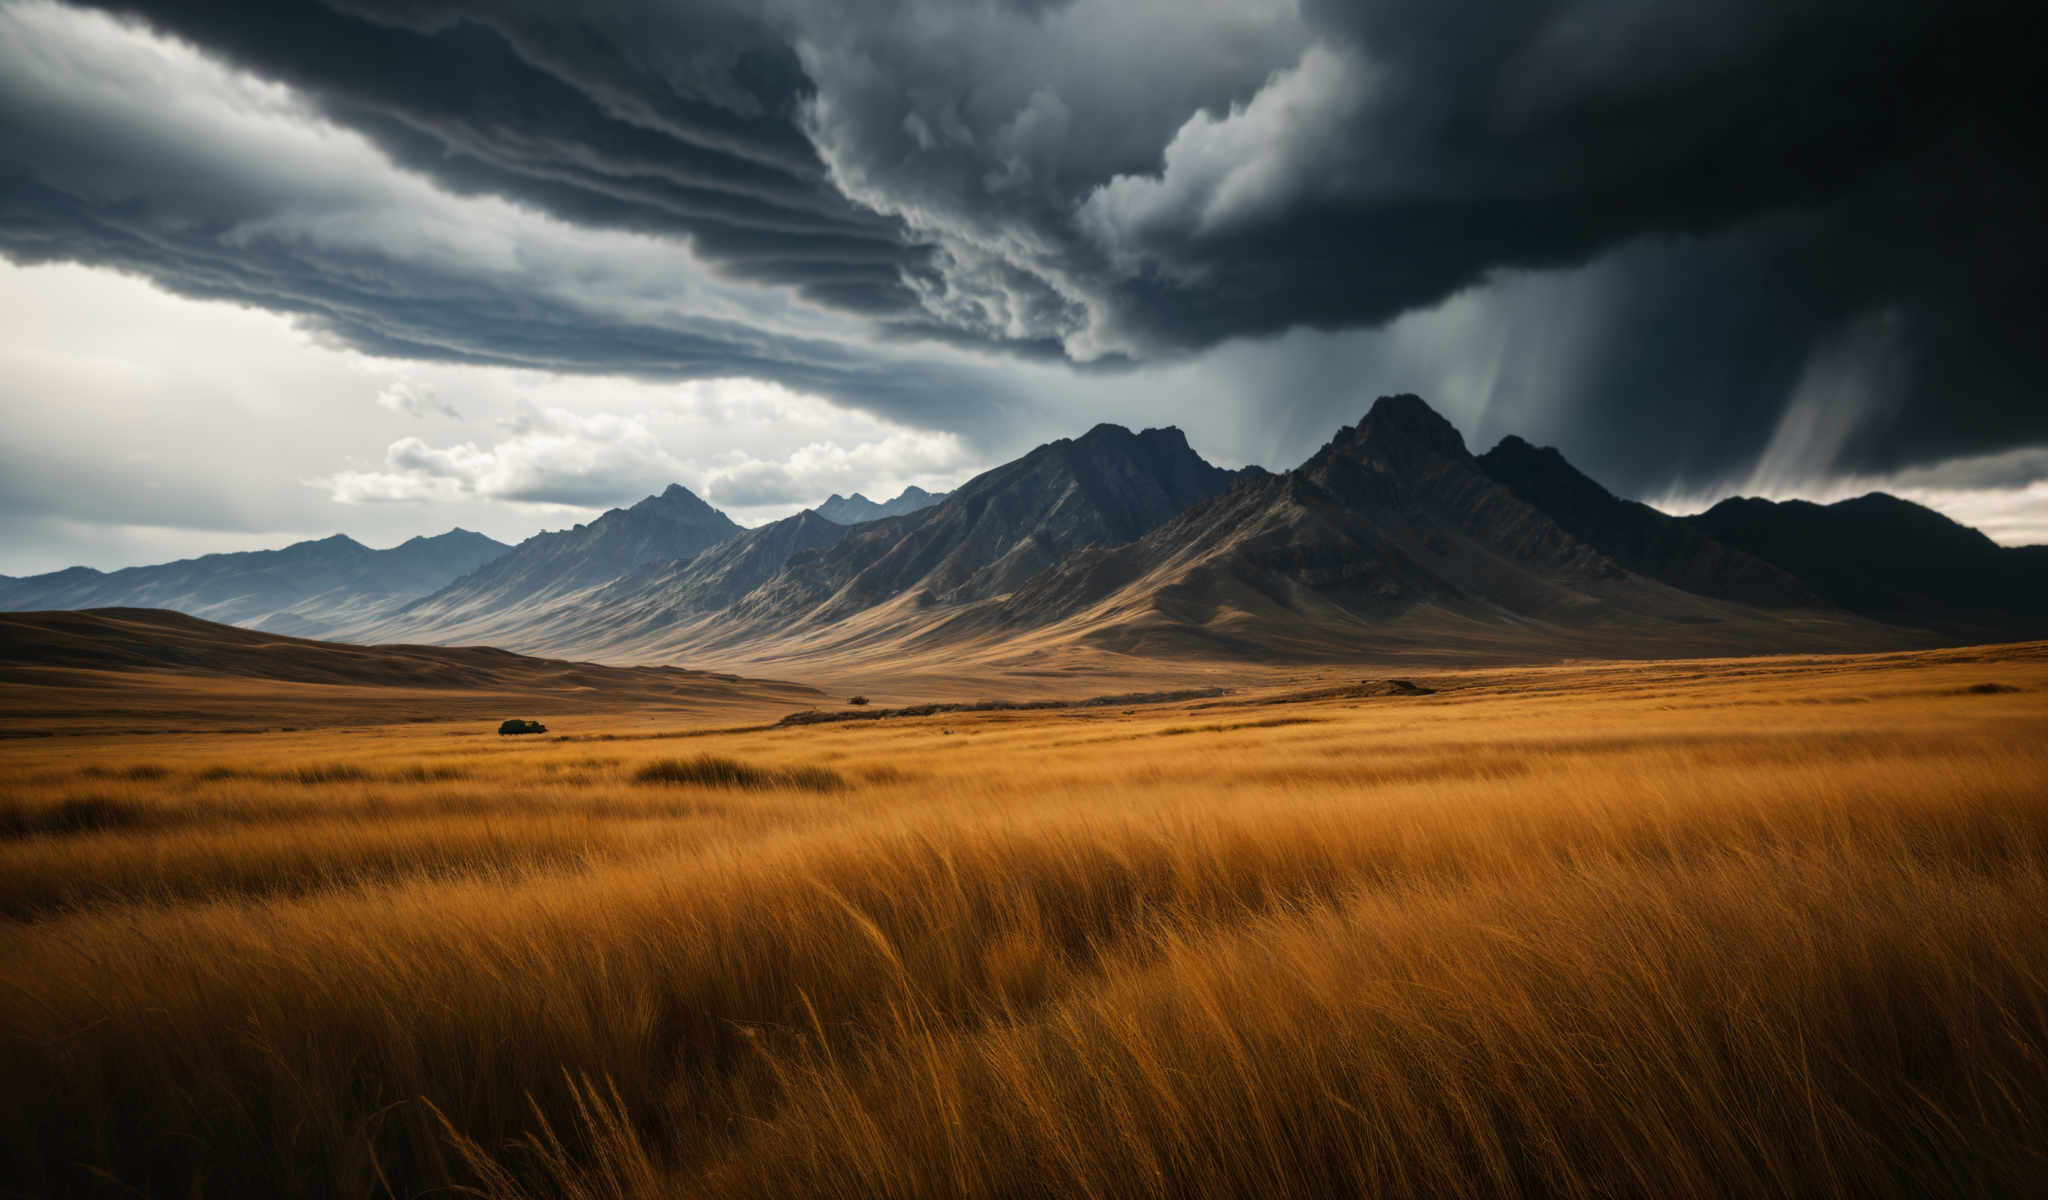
[3,641,2046,1197]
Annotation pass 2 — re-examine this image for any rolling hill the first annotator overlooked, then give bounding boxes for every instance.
[0,608,819,733]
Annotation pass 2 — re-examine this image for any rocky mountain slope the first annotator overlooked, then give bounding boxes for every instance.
[693,423,1241,650]
[0,529,508,637]
[1476,436,1822,608]
[346,484,742,645]
[445,509,856,654]
[324,424,1237,660]
[977,396,1897,661]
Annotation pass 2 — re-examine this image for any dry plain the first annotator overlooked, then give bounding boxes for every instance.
[3,641,2046,1197]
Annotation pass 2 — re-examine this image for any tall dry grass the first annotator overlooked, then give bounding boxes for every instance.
[1,645,2044,1197]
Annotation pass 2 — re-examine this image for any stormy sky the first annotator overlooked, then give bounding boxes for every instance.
[1,0,2040,573]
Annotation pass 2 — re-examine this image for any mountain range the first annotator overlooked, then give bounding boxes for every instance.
[8,396,2043,670]
[0,529,508,636]
[978,397,1888,662]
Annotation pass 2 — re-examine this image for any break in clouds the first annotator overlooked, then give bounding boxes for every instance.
[0,0,2042,567]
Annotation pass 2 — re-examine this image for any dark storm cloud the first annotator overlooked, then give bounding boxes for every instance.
[65,0,927,313]
[0,0,1037,445]
[1087,0,2034,332]
[0,175,988,437]
[798,0,2039,480]
[1,0,2041,489]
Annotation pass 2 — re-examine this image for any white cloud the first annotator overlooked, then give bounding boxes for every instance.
[703,430,972,508]
[0,257,995,573]
[325,388,977,521]
[324,409,687,508]
[789,0,1308,358]
[1081,45,1378,252]
[374,381,460,420]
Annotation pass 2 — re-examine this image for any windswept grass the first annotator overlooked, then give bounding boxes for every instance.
[0,644,2044,1197]
[631,754,846,792]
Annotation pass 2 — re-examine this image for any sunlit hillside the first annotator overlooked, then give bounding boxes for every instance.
[3,642,2044,1197]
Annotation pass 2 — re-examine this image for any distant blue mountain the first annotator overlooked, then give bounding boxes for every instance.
[814,485,948,524]
[0,528,510,636]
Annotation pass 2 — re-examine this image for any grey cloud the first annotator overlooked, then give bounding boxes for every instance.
[0,436,276,533]
[326,411,687,509]
[75,0,921,310]
[705,462,804,509]
[376,381,459,419]
[789,0,2041,483]
[2,0,2042,499]
[0,1,1039,447]
[1856,446,2048,496]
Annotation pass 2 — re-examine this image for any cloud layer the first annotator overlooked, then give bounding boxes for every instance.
[1,0,2042,560]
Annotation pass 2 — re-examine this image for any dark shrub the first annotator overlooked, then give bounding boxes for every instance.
[632,755,845,792]
[0,796,147,838]
[634,756,769,788]
[1358,678,1435,697]
[1959,682,2021,695]
[848,695,871,706]
[81,764,170,781]
[498,719,548,736]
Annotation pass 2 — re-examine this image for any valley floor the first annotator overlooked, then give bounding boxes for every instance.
[3,642,2046,1196]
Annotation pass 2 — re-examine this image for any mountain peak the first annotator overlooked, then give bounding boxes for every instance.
[282,534,371,561]
[815,485,949,526]
[1477,435,1823,609]
[1354,393,1469,459]
[1069,422,1193,451]
[1140,425,1194,452]
[1479,435,1617,505]
[1073,421,1136,445]
[630,483,727,523]
[397,527,495,549]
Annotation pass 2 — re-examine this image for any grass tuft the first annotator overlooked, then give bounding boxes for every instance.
[81,763,170,781]
[0,795,147,838]
[633,755,846,792]
[287,763,371,784]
